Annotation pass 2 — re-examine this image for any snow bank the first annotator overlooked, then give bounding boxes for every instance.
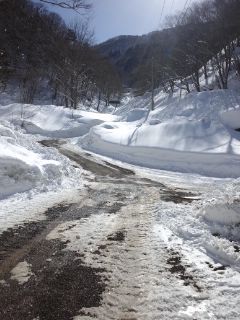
[0,104,119,138]
[199,180,240,225]
[201,202,240,225]
[1,87,240,178]
[77,89,240,178]
[0,138,58,198]
[0,121,82,199]
[85,118,234,153]
[124,108,148,122]
[117,87,240,122]
[80,118,240,178]
[220,108,240,129]
[82,140,240,178]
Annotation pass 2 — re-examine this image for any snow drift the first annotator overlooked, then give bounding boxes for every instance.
[0,121,81,199]
[78,89,240,178]
[0,104,119,138]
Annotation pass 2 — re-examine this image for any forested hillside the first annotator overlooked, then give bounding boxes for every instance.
[0,0,122,108]
[2,0,240,107]
[98,0,240,95]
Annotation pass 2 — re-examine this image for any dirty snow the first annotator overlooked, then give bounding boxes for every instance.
[0,188,82,234]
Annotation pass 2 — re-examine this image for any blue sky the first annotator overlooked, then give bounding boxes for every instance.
[42,0,200,43]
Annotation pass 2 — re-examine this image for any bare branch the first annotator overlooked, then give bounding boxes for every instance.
[39,0,91,10]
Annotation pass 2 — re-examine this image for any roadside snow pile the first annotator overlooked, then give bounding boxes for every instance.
[84,118,232,152]
[0,104,119,138]
[198,180,240,239]
[0,121,82,199]
[202,202,240,225]
[79,89,240,178]
[199,180,240,268]
[1,88,240,178]
[153,175,240,274]
[220,108,240,130]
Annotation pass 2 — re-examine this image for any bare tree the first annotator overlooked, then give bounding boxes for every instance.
[39,0,91,10]
[69,19,94,44]
[212,43,234,89]
[19,67,41,104]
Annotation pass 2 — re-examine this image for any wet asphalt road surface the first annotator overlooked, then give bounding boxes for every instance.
[0,140,199,320]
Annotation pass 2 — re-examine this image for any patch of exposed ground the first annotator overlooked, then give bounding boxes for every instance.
[0,194,128,279]
[0,239,106,320]
[103,161,135,176]
[167,250,202,292]
[40,140,135,178]
[107,230,126,242]
[0,204,71,274]
[40,139,199,207]
[161,189,199,204]
[0,179,132,319]
[205,262,227,272]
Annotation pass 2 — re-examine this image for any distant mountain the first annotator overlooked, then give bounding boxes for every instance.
[97,35,139,61]
[96,29,178,86]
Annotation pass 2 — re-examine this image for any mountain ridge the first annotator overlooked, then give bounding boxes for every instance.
[96,28,178,86]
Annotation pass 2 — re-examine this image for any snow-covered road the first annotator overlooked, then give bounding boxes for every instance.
[1,143,240,320]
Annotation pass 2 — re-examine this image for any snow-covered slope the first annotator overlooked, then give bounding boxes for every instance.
[1,81,240,198]
[0,104,119,138]
[78,88,240,178]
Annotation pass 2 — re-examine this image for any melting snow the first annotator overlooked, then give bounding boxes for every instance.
[10,261,34,285]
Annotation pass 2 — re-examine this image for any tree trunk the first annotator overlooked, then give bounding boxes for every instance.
[97,91,101,111]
